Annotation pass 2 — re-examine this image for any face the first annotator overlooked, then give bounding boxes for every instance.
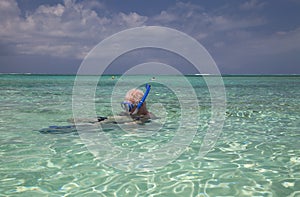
[123,102,147,115]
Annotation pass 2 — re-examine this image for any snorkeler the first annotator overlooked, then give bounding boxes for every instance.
[68,84,155,125]
[119,84,156,123]
[95,84,156,124]
[43,84,155,133]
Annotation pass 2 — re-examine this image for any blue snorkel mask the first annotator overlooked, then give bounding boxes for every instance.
[121,84,151,115]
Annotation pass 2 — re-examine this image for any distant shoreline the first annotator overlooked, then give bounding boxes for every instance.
[0,73,299,77]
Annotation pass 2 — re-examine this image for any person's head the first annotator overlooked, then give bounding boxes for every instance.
[123,88,148,115]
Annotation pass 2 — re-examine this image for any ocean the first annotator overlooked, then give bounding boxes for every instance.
[0,74,299,196]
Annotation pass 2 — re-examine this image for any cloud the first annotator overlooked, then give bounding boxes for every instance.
[118,12,148,27]
[249,28,300,54]
[0,0,147,59]
[151,1,266,38]
[240,0,267,10]
[0,0,299,74]
[212,27,300,73]
[149,1,299,73]
[0,0,283,59]
[221,27,300,56]
[0,0,20,19]
[153,2,204,23]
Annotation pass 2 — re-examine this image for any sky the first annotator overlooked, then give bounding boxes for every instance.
[0,0,300,74]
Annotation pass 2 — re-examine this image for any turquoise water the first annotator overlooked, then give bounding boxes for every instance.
[0,74,299,196]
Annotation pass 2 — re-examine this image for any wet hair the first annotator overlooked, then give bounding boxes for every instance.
[124,89,144,104]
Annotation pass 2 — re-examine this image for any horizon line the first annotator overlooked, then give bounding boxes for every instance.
[1,73,300,76]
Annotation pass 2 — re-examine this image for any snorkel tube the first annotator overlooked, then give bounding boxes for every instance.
[131,84,151,115]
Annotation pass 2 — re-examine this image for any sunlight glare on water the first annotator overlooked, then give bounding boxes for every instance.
[0,74,299,196]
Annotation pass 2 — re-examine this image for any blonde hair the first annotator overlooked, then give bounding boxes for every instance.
[125,89,144,104]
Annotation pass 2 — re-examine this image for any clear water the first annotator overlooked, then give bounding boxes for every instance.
[0,74,299,196]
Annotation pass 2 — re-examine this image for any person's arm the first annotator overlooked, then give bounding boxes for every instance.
[100,115,133,124]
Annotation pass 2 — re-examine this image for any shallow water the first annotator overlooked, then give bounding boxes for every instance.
[0,74,299,196]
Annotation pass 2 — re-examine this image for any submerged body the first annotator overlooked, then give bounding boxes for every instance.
[69,84,156,125]
[67,111,157,125]
[41,84,156,133]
